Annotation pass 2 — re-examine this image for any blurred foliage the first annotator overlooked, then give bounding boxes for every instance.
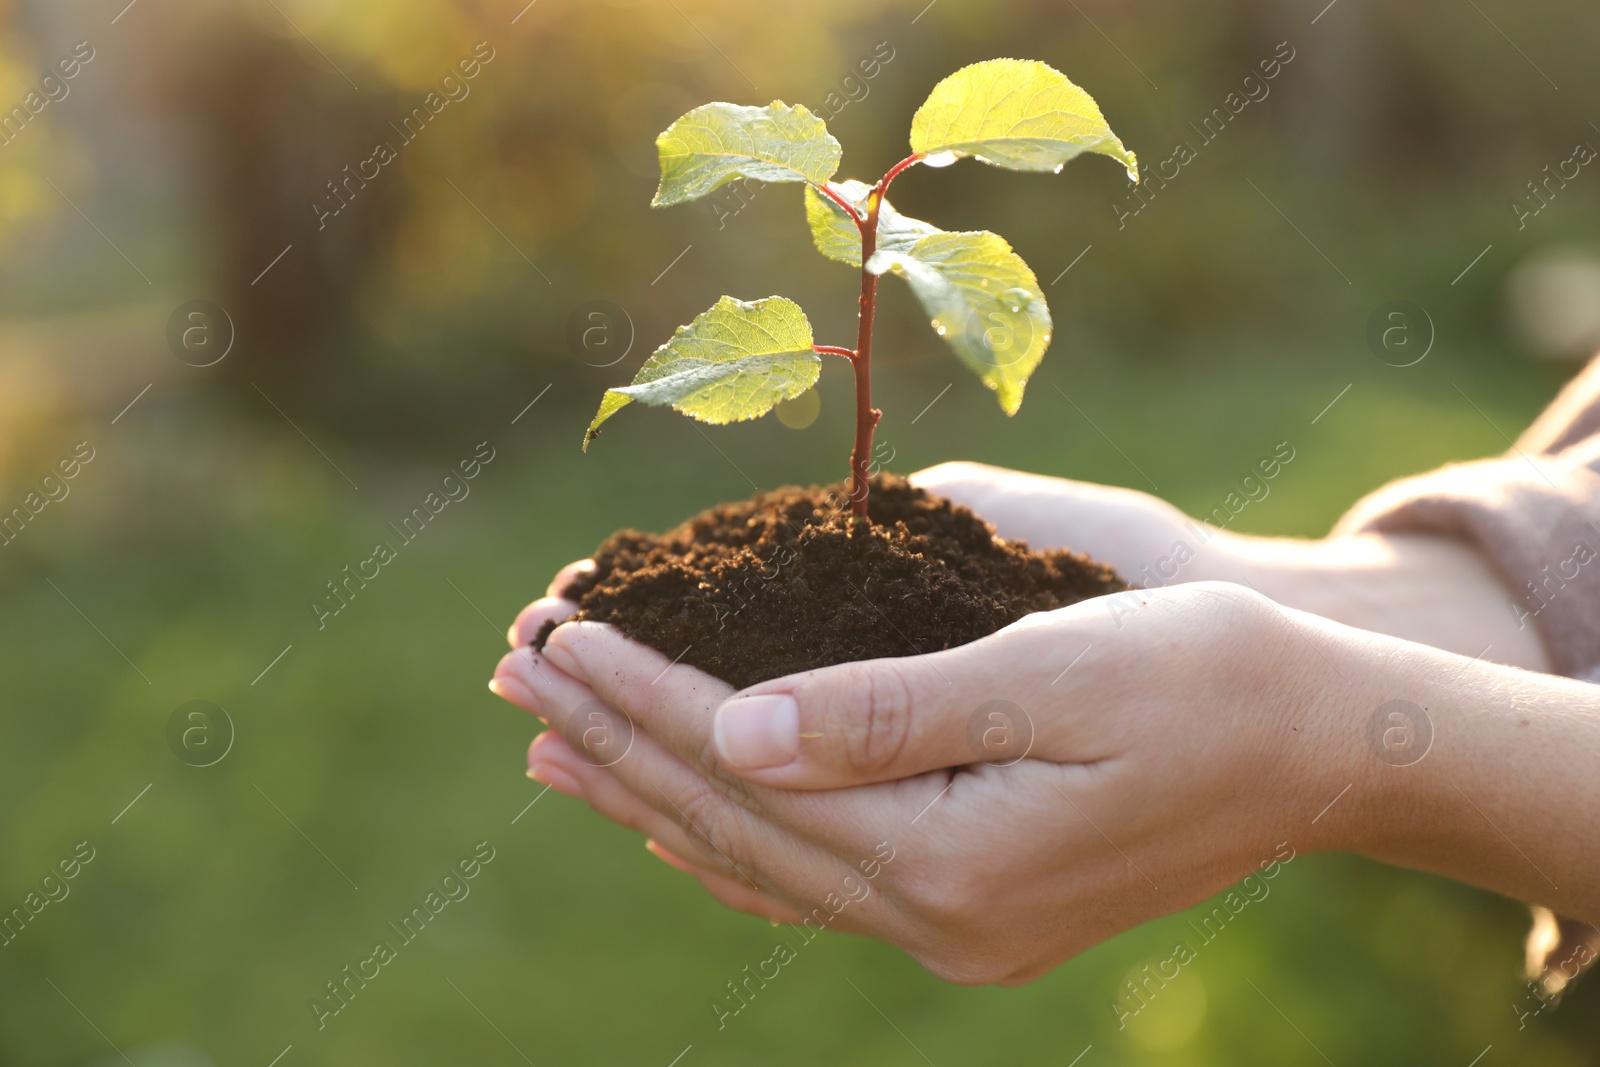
[0,4,63,245]
[1,0,1599,1064]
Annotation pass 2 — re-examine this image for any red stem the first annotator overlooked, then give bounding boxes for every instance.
[845,153,921,520]
[813,345,858,360]
[848,196,882,518]
[880,152,923,192]
[814,182,863,223]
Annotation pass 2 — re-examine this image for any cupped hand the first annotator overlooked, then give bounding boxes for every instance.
[914,461,1548,670]
[908,461,1234,584]
[493,581,1361,985]
[513,460,1544,669]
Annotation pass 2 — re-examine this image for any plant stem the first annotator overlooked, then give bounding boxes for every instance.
[880,153,923,190]
[844,153,921,520]
[848,192,882,519]
[815,182,863,223]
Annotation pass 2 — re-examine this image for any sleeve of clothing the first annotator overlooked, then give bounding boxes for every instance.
[1331,356,1600,681]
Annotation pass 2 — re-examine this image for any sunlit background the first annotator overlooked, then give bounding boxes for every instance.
[2,0,1599,1063]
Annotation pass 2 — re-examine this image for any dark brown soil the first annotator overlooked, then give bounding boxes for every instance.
[535,475,1127,690]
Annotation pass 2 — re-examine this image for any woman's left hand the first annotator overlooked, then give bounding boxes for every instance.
[492,581,1368,985]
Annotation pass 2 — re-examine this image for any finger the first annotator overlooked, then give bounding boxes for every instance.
[689,867,813,924]
[548,558,596,598]
[501,558,592,648]
[498,645,907,924]
[527,731,747,882]
[644,839,704,875]
[908,461,1199,577]
[646,841,808,924]
[705,615,1091,789]
[508,596,578,649]
[647,841,803,923]
[906,461,1009,505]
[907,461,1090,542]
[498,647,809,883]
[707,583,1277,790]
[541,621,733,765]
[540,623,942,846]
[490,645,568,717]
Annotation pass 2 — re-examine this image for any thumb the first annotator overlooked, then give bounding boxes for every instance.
[710,643,1038,790]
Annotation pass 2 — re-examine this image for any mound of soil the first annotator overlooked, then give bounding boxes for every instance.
[536,475,1126,690]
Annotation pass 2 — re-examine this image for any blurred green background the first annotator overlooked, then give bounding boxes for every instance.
[2,0,1598,1063]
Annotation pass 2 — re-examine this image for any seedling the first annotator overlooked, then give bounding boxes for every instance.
[584,58,1138,519]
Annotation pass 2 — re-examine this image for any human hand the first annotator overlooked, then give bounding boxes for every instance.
[907,461,1216,579]
[495,464,1583,988]
[912,461,1549,671]
[494,581,1366,985]
[508,461,1546,672]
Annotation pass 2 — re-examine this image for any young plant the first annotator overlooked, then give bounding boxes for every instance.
[584,58,1138,519]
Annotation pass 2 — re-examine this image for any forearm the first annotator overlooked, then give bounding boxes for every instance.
[1227,530,1552,673]
[1295,612,1600,923]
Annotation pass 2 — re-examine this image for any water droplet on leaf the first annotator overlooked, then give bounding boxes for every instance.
[922,150,958,168]
[1001,287,1033,313]
[1052,163,1065,174]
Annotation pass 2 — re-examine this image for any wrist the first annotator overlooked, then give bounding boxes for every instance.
[1282,611,1600,922]
[1254,604,1397,858]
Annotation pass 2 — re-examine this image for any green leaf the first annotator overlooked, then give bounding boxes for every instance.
[909,59,1138,181]
[803,180,940,268]
[806,177,1054,413]
[583,296,820,450]
[653,102,842,208]
[867,231,1050,415]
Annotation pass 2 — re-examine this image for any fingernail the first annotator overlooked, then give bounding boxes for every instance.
[540,633,598,684]
[489,675,539,715]
[540,638,584,682]
[713,694,800,770]
[527,760,584,799]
